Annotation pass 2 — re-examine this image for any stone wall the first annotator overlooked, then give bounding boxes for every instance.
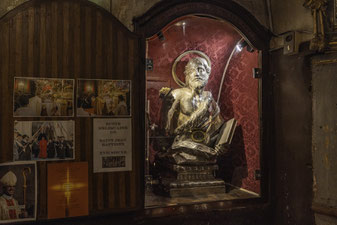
[0,0,314,36]
[270,45,314,225]
[312,53,337,225]
[270,0,313,34]
[0,0,269,30]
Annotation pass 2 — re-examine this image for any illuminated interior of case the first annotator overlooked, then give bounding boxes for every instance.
[145,15,261,208]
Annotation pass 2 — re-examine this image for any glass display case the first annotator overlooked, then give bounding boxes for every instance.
[144,15,261,208]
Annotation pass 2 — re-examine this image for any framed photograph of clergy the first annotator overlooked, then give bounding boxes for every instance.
[0,161,37,224]
[76,79,131,117]
[13,77,74,117]
[13,120,75,161]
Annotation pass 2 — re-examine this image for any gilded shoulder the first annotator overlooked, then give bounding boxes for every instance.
[204,91,213,99]
[171,88,188,99]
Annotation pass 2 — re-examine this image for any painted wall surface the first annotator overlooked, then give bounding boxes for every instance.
[0,0,269,30]
[0,0,316,37]
[315,214,337,225]
[270,0,313,34]
[0,0,111,17]
[90,0,110,11]
[233,0,269,28]
[113,0,270,30]
[0,0,27,17]
[312,54,337,225]
[0,0,314,34]
[110,0,161,30]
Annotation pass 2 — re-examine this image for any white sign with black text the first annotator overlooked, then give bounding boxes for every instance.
[93,118,132,172]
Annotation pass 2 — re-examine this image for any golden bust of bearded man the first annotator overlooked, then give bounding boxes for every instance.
[159,57,226,165]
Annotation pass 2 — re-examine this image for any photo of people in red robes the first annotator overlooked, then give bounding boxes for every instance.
[13,121,74,161]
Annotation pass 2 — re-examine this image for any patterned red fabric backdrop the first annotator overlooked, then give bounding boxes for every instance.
[146,16,260,194]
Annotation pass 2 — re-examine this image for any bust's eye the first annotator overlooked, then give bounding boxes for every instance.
[198,67,205,73]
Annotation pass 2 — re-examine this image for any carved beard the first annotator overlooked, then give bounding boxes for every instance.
[188,78,207,91]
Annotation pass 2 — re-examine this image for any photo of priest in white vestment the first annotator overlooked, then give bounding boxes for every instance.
[0,162,36,224]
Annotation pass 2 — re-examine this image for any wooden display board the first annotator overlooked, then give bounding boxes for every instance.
[0,0,143,220]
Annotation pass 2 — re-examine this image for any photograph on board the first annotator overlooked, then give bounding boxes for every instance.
[14,121,75,161]
[13,77,74,117]
[0,161,37,224]
[77,79,131,117]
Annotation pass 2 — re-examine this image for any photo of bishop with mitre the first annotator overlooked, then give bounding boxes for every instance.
[0,162,36,223]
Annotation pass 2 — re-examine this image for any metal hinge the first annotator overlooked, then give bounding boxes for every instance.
[253,68,262,79]
[146,58,153,71]
[255,169,261,180]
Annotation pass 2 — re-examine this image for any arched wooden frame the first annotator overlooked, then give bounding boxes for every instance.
[134,0,273,213]
[133,0,270,50]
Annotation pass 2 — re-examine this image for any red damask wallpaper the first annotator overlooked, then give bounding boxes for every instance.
[146,16,260,194]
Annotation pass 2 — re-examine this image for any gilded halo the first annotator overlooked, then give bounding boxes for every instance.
[172,50,211,87]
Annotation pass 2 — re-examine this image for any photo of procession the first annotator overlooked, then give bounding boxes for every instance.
[13,121,75,161]
[0,162,36,224]
[77,79,131,117]
[13,77,74,117]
